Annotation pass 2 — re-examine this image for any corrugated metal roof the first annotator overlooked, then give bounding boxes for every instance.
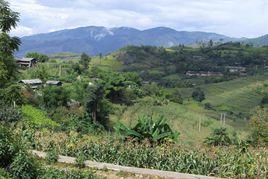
[17,58,35,62]
[46,80,62,85]
[20,79,42,84]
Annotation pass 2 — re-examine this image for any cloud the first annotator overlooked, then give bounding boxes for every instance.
[9,0,268,38]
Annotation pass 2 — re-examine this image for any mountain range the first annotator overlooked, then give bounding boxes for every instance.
[16,26,268,56]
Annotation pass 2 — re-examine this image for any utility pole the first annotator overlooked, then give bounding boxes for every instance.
[198,118,201,132]
[220,113,223,125]
[223,113,226,126]
[59,64,62,77]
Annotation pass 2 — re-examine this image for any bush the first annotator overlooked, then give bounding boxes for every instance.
[0,84,25,105]
[41,86,69,108]
[192,88,205,102]
[167,89,183,104]
[204,128,232,146]
[115,115,179,144]
[248,107,268,146]
[10,150,40,179]
[75,152,86,168]
[204,102,213,110]
[0,126,19,168]
[41,168,98,179]
[0,126,41,179]
[0,168,12,179]
[0,102,21,123]
[46,149,59,164]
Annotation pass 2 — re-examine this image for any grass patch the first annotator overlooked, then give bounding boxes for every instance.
[22,105,59,128]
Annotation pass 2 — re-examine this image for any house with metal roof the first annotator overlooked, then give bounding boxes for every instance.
[17,58,38,68]
[45,80,62,86]
[19,79,42,89]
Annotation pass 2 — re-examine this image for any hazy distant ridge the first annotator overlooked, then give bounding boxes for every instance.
[18,26,235,56]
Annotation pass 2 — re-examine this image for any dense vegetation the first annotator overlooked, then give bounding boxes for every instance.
[0,0,268,178]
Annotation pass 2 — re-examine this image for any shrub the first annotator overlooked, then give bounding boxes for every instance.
[167,89,183,104]
[115,115,179,144]
[248,107,268,146]
[41,86,69,108]
[46,148,59,164]
[0,126,41,179]
[204,128,232,146]
[192,88,205,102]
[0,84,25,105]
[75,152,86,168]
[0,168,12,179]
[0,102,21,123]
[41,168,98,179]
[0,126,19,168]
[10,150,40,179]
[204,102,213,110]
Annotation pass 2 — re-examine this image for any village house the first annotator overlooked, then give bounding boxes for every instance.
[45,80,63,86]
[19,79,42,89]
[226,66,246,73]
[186,71,223,77]
[16,57,38,68]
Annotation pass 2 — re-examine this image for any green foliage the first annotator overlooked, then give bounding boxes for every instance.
[41,168,98,179]
[34,135,267,178]
[10,150,40,179]
[0,126,41,179]
[0,0,20,86]
[167,88,183,104]
[80,52,91,70]
[0,61,8,86]
[261,93,268,105]
[204,102,213,110]
[46,148,59,164]
[142,83,165,97]
[41,86,69,108]
[29,64,49,80]
[204,128,232,146]
[0,84,25,105]
[0,168,12,179]
[248,107,268,146]
[0,126,19,168]
[0,102,21,123]
[22,105,59,128]
[26,52,49,62]
[115,115,179,144]
[192,88,205,102]
[85,83,112,127]
[75,151,86,168]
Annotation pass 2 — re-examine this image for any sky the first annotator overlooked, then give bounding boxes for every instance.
[9,0,268,38]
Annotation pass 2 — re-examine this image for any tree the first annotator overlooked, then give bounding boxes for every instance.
[26,52,49,62]
[85,83,111,128]
[248,107,268,146]
[30,64,49,80]
[0,0,20,87]
[42,86,69,108]
[80,53,91,70]
[168,89,183,104]
[0,61,8,86]
[192,88,205,102]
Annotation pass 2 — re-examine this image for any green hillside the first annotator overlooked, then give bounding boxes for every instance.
[112,100,236,146]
